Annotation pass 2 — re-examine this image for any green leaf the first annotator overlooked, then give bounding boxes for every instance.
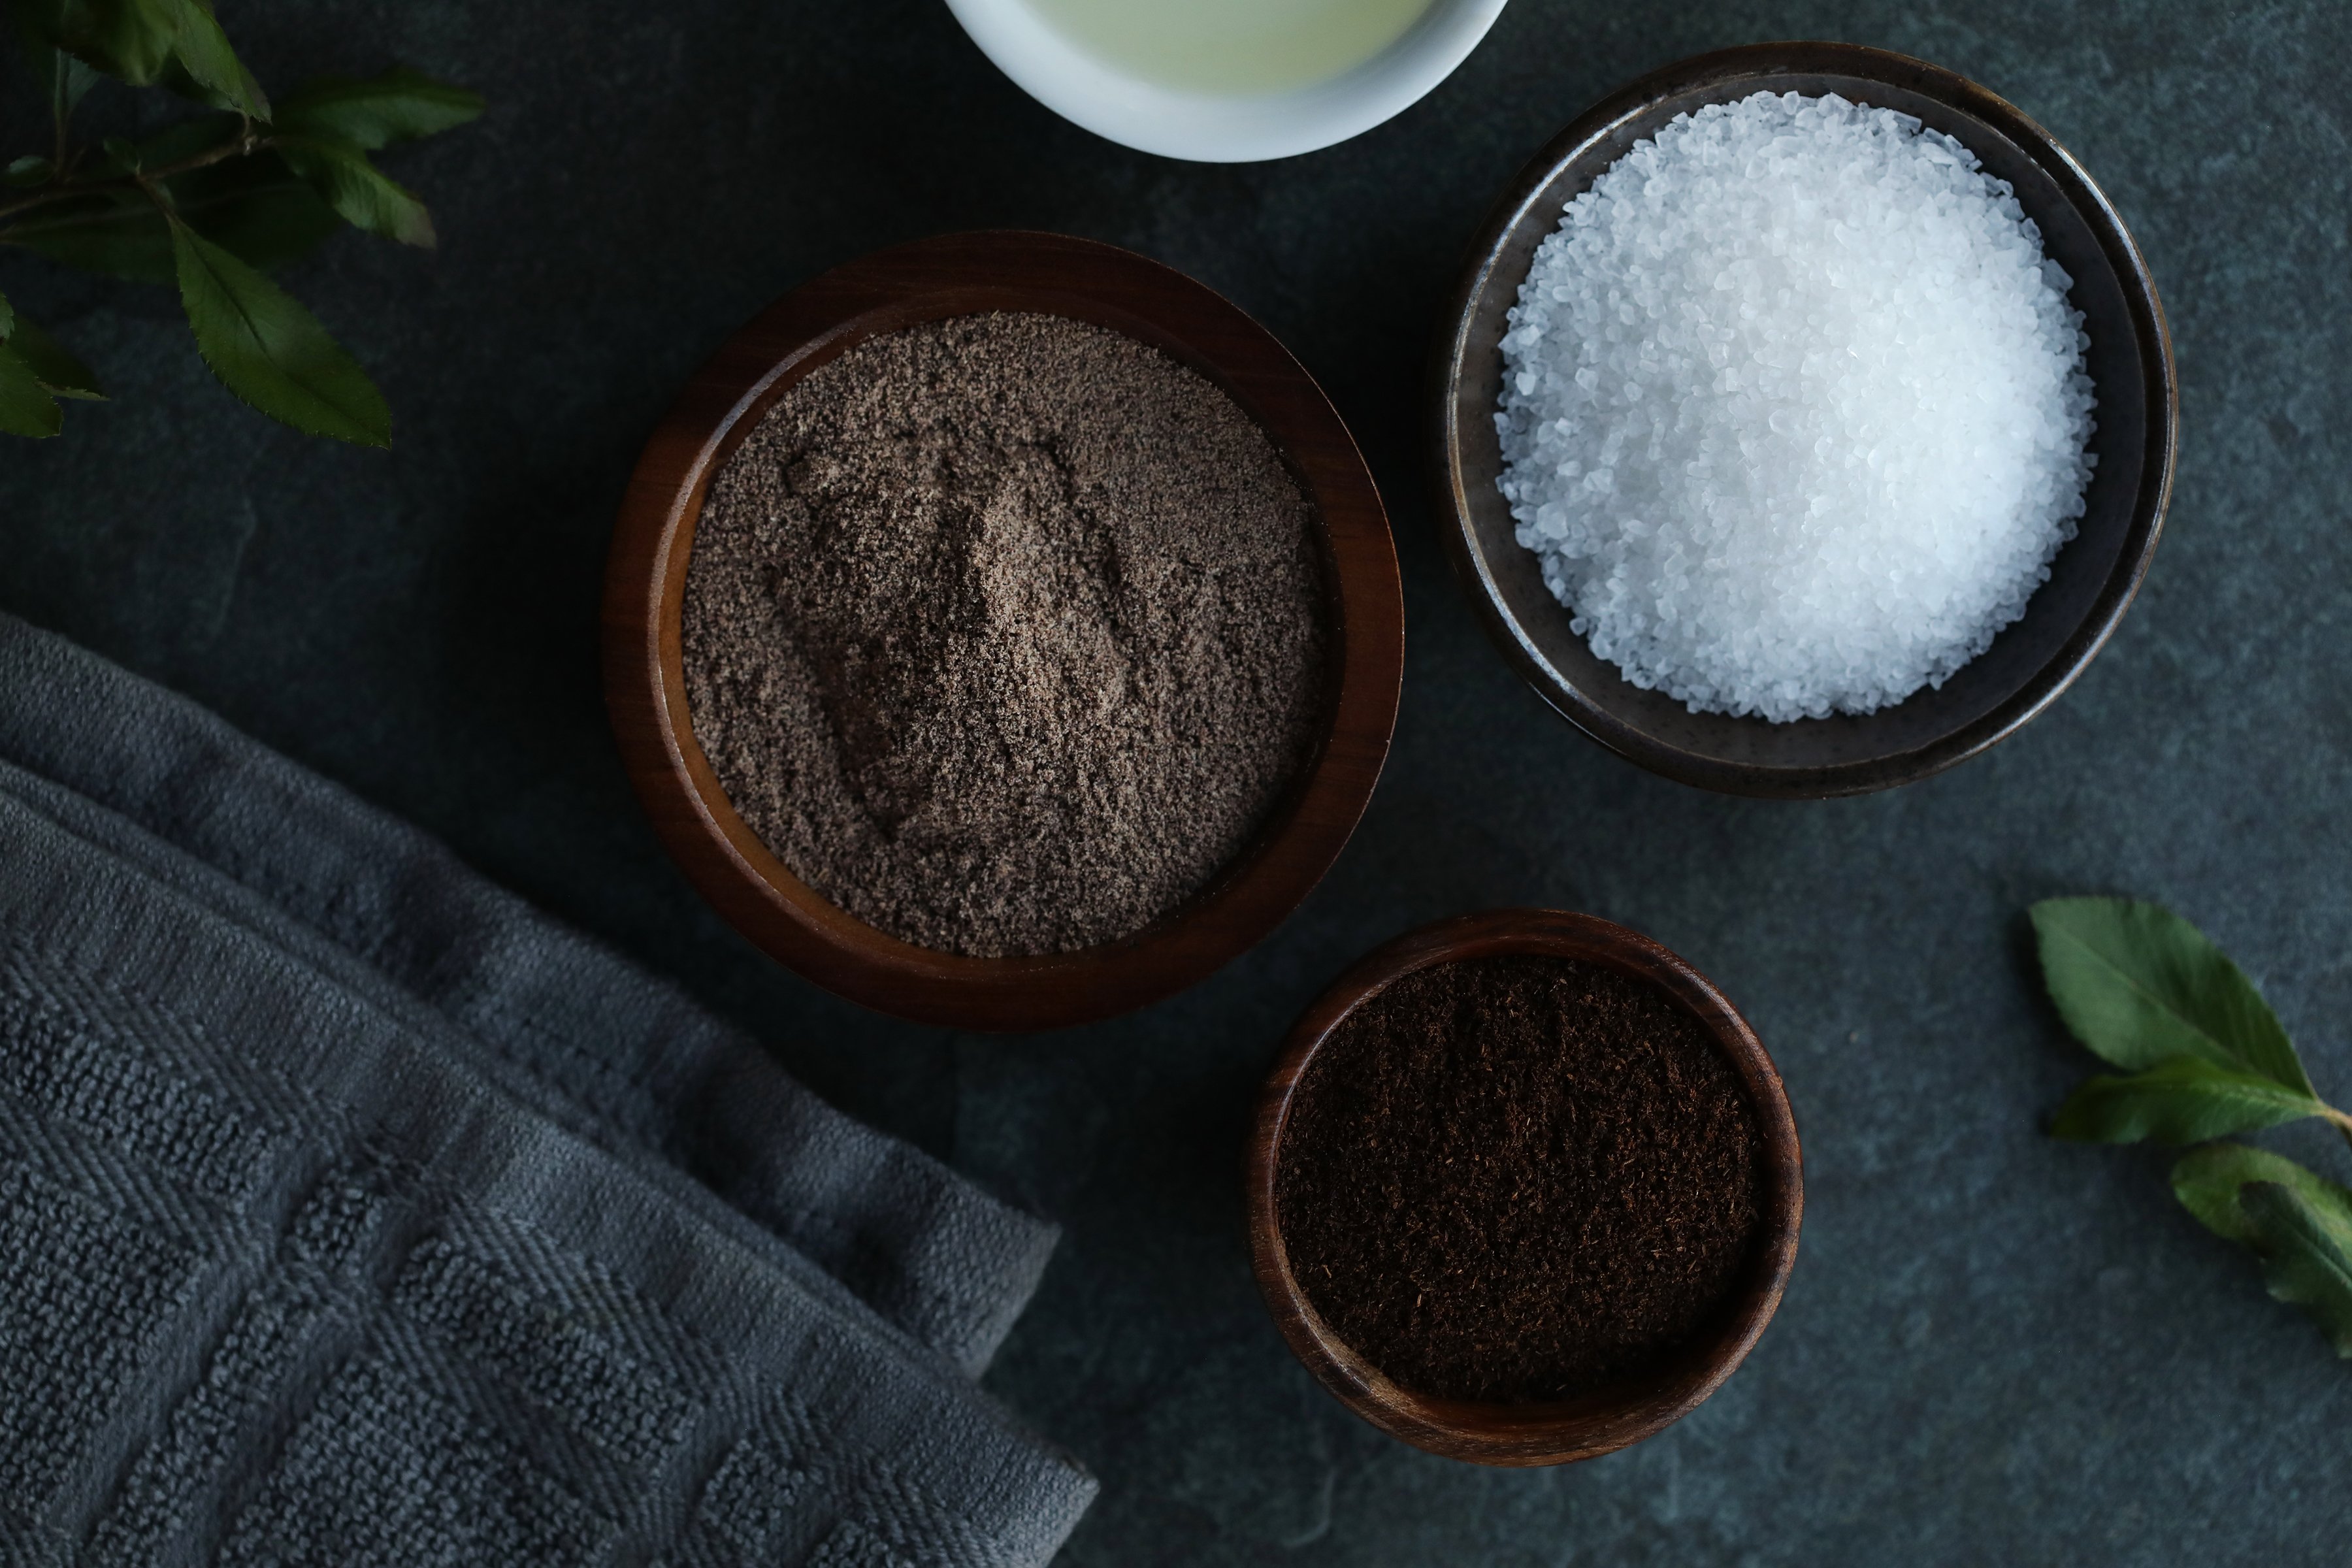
[2172,1143,2351,1247]
[57,46,103,112]
[158,128,345,270]
[170,218,389,446]
[133,108,246,167]
[3,187,174,280]
[273,67,484,149]
[5,153,341,283]
[5,155,57,188]
[0,345,64,437]
[19,0,261,110]
[2053,1056,2328,1145]
[18,0,184,84]
[172,154,343,268]
[7,318,105,400]
[161,0,267,120]
[0,291,104,401]
[276,133,434,246]
[2240,1181,2352,1356]
[2031,898,2310,1089]
[16,22,105,115]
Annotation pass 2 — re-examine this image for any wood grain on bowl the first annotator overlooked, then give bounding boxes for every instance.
[1431,42,2178,798]
[604,230,1403,1032]
[1245,909,1803,1466]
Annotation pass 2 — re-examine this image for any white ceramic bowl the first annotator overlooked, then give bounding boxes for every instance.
[943,0,1509,163]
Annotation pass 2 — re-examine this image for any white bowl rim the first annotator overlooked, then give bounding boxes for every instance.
[943,0,1509,163]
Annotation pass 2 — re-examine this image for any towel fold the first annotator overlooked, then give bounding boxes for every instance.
[0,614,1094,1567]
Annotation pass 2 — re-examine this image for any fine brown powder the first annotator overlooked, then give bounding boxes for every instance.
[1274,954,1763,1405]
[680,312,1328,958]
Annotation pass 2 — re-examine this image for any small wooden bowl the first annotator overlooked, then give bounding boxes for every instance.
[1433,42,2179,797]
[603,231,1403,1032]
[1245,909,1803,1465]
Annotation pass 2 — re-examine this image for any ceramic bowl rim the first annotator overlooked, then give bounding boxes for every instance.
[1429,41,2179,798]
[942,0,1509,163]
[1245,908,1804,1466]
[602,229,1404,1032]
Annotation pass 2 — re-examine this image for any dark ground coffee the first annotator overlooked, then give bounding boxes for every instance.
[681,312,1327,958]
[1275,953,1762,1404]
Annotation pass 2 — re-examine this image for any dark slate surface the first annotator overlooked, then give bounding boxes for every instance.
[4,2,2348,1562]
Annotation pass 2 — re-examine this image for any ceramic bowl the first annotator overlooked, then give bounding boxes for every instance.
[1433,42,2178,797]
[603,230,1403,1032]
[943,0,1508,162]
[1245,908,1803,1465]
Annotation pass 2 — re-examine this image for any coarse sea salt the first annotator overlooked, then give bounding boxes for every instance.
[1495,90,2097,722]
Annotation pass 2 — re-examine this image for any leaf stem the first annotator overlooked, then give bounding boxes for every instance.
[2303,1098,2352,1158]
[52,55,71,171]
[0,131,274,225]
[0,169,311,250]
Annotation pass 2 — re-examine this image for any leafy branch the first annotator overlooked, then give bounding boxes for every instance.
[2034,897,2352,1355]
[1,0,480,443]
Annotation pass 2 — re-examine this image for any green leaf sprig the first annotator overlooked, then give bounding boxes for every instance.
[2034,897,2352,1354]
[1,1,482,444]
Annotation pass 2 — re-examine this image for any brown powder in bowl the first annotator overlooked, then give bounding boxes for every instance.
[1274,954,1763,1405]
[679,312,1328,958]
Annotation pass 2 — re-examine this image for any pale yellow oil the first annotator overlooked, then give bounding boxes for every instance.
[1022,0,1434,96]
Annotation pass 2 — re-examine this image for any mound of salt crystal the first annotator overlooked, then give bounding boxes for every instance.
[1495,90,2097,723]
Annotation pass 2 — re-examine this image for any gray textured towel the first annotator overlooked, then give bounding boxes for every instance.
[0,614,1095,1566]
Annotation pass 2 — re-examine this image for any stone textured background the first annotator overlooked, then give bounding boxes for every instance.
[5,2,2348,1562]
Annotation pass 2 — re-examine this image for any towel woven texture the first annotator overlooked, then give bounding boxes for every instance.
[0,614,1095,1567]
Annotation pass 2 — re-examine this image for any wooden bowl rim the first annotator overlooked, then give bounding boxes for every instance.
[1245,908,1804,1466]
[602,229,1403,1032]
[1429,41,2179,798]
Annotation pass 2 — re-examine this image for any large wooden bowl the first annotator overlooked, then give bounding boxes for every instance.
[604,231,1403,1032]
[1246,909,1803,1465]
[1433,42,2178,797]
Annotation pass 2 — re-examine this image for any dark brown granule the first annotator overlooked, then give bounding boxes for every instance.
[680,312,1328,958]
[1275,954,1762,1405]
